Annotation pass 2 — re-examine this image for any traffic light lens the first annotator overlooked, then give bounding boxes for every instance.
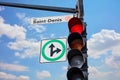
[68,17,84,34]
[70,39,84,51]
[68,32,84,50]
[67,67,84,80]
[70,24,84,34]
[73,75,82,80]
[70,55,84,68]
[67,49,85,68]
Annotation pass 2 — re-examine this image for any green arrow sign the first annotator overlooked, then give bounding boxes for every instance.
[40,38,67,63]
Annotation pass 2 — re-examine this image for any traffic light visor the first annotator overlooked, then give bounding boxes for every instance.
[68,17,84,34]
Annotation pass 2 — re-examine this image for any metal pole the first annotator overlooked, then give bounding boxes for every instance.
[0,2,76,13]
[76,0,84,19]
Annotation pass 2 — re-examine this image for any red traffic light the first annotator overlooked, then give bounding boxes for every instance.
[68,17,84,34]
[67,17,88,80]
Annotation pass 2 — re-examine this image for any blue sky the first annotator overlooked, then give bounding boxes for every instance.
[0,0,120,80]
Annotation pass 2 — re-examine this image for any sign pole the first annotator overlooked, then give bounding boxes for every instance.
[0,2,76,13]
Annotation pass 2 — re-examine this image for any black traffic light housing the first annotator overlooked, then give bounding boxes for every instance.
[67,17,88,80]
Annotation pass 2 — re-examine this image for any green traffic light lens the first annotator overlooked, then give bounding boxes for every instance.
[70,55,84,68]
[67,49,85,68]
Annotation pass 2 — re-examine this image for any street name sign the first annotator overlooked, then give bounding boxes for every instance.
[31,15,73,24]
[40,38,67,63]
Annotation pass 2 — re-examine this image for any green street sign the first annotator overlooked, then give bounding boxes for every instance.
[40,38,67,63]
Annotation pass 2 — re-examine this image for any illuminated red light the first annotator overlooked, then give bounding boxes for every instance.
[68,17,84,34]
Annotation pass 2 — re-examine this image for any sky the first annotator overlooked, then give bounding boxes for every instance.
[0,0,120,80]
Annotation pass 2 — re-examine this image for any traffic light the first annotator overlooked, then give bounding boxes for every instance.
[67,17,88,80]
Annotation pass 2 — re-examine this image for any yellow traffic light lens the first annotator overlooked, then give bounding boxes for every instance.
[70,39,84,51]
[68,32,84,50]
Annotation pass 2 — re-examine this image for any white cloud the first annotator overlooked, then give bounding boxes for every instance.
[13,60,19,64]
[16,12,46,33]
[40,34,47,39]
[0,16,41,58]
[62,66,67,70]
[89,66,112,80]
[17,75,30,80]
[0,72,29,80]
[88,29,120,59]
[87,29,120,80]
[8,39,40,58]
[16,13,26,20]
[105,53,120,69]
[37,70,51,79]
[0,6,5,11]
[50,33,55,38]
[16,13,30,24]
[40,33,56,40]
[89,66,120,80]
[0,16,26,40]
[30,25,46,33]
[0,62,29,72]
[0,72,16,80]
